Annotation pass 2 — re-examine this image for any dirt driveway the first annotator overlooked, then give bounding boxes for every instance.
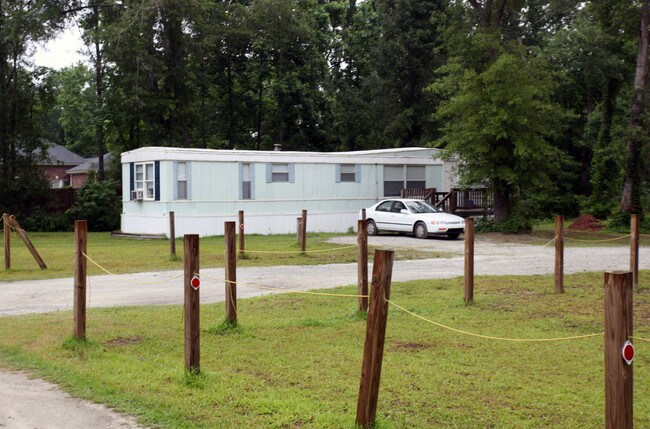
[0,235,647,428]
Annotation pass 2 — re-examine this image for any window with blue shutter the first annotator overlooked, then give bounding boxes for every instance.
[266,163,293,183]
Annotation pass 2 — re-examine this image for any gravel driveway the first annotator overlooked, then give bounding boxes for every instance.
[0,235,647,428]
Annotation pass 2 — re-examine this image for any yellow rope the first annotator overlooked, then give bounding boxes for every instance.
[82,251,117,276]
[241,245,358,255]
[631,336,650,342]
[564,234,631,243]
[387,300,604,343]
[82,252,184,284]
[542,236,557,247]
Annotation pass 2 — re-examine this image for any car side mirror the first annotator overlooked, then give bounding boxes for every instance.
[400,209,409,214]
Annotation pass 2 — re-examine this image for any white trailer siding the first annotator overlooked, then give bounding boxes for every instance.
[121,147,455,237]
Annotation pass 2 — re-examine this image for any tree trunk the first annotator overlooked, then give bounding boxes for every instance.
[93,3,105,181]
[492,180,510,222]
[621,0,649,213]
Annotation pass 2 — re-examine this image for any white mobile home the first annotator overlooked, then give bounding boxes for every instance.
[120,146,458,237]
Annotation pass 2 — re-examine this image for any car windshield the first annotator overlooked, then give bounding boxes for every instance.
[405,200,440,214]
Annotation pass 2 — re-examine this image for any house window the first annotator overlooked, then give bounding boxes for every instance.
[341,164,355,182]
[265,163,295,183]
[383,165,426,196]
[272,163,289,182]
[242,163,251,199]
[406,166,426,189]
[383,165,404,196]
[177,162,188,200]
[135,162,155,200]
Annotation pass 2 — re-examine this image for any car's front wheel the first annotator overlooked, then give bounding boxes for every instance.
[413,222,428,239]
[367,220,379,236]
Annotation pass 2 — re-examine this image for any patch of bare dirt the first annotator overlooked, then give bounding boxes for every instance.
[104,336,144,347]
[391,341,435,352]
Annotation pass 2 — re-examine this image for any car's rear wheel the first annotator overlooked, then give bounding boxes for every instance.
[414,222,428,239]
[447,232,461,240]
[367,220,379,236]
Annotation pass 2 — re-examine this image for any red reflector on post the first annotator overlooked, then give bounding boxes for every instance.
[622,340,635,365]
[191,275,200,290]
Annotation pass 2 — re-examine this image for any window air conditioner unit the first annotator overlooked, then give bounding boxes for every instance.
[131,190,144,201]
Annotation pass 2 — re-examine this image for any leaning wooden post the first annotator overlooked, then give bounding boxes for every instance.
[300,209,307,253]
[604,271,633,429]
[3,213,10,270]
[630,214,639,289]
[238,210,245,258]
[73,220,88,339]
[361,208,366,221]
[169,211,176,258]
[555,215,564,293]
[356,249,394,428]
[357,219,369,312]
[464,217,475,303]
[225,221,237,324]
[184,234,200,373]
[9,216,47,269]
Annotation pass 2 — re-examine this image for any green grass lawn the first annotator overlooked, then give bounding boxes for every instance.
[1,271,649,428]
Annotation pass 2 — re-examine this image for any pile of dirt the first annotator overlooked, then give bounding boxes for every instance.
[567,214,604,231]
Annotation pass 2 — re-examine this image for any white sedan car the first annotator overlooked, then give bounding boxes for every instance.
[362,199,465,239]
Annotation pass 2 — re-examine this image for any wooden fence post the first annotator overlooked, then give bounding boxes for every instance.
[356,249,394,428]
[184,234,200,373]
[361,208,366,221]
[604,271,633,429]
[3,213,9,270]
[169,211,176,258]
[225,221,237,324]
[238,210,245,258]
[73,220,87,339]
[630,214,639,289]
[555,215,564,293]
[357,219,368,312]
[464,217,474,303]
[9,216,47,269]
[300,209,307,253]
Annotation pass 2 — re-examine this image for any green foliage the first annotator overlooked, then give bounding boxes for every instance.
[65,179,121,231]
[474,215,533,234]
[21,211,70,232]
[432,40,571,219]
[205,320,242,336]
[606,210,650,233]
[54,64,98,157]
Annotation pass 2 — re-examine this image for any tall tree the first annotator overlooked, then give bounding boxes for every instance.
[433,47,568,221]
[366,0,446,147]
[0,1,67,216]
[620,0,649,215]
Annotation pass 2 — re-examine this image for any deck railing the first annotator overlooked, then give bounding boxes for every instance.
[401,187,493,217]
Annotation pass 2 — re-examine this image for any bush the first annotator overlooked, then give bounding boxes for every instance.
[65,179,121,231]
[475,215,532,234]
[21,211,71,232]
[606,210,650,234]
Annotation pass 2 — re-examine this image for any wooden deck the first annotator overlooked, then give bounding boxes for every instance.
[400,188,493,217]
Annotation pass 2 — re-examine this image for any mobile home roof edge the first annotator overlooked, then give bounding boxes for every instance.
[121,146,445,164]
